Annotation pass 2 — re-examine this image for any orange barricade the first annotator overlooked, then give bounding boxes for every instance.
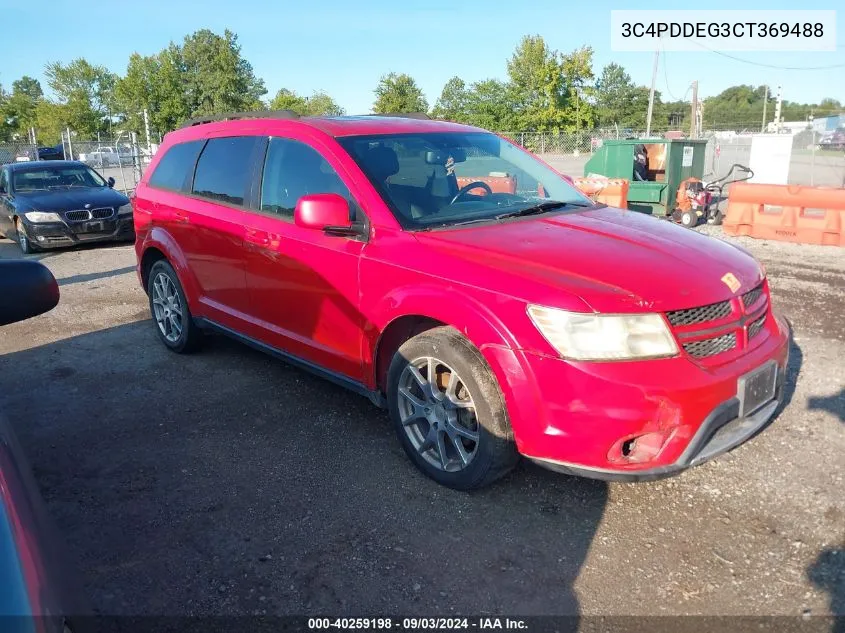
[456,175,517,195]
[572,177,629,208]
[723,183,845,246]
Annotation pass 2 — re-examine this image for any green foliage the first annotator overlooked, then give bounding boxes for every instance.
[270,89,345,116]
[373,73,428,114]
[1,76,44,138]
[180,29,267,117]
[432,77,470,122]
[44,59,118,137]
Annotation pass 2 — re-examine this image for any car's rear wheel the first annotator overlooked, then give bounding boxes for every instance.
[387,326,518,490]
[147,260,202,353]
[15,218,37,254]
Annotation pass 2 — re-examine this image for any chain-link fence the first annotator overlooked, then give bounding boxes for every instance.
[0,143,41,165]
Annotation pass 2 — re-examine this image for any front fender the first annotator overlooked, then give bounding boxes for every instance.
[140,228,201,312]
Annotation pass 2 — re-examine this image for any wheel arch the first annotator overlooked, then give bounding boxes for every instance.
[138,228,200,308]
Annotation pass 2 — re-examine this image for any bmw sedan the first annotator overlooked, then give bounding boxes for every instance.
[0,161,133,254]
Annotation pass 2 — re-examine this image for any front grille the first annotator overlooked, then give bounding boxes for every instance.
[748,315,767,340]
[683,332,737,358]
[91,207,114,219]
[65,210,89,221]
[742,284,764,310]
[666,300,733,327]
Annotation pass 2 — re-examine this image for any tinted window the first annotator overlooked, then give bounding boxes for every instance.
[192,137,260,206]
[148,140,205,191]
[260,138,353,220]
[12,165,106,191]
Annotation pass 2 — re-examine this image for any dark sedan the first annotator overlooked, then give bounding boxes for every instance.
[0,161,133,254]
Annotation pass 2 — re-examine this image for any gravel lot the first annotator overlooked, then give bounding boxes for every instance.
[0,225,842,623]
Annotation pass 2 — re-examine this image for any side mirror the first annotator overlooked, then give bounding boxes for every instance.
[0,261,60,326]
[107,177,115,188]
[295,194,357,236]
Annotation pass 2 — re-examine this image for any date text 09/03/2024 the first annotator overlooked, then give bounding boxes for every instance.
[307,618,528,630]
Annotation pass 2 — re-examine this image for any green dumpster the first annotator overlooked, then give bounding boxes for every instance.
[583,139,708,216]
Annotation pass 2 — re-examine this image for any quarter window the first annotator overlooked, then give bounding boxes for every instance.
[147,140,205,191]
[259,138,354,220]
[192,136,261,206]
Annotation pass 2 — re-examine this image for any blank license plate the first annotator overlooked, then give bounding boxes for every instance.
[738,361,777,417]
[83,220,104,232]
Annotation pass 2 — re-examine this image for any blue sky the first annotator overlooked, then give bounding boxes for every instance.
[1,0,842,115]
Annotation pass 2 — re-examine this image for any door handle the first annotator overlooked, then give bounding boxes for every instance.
[245,228,270,247]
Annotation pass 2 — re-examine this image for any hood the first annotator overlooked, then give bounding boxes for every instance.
[413,206,764,313]
[14,188,129,213]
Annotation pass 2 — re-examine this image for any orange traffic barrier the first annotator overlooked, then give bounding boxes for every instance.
[572,177,629,208]
[456,174,517,195]
[723,183,845,246]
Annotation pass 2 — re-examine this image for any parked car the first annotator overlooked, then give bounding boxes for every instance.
[819,127,845,150]
[134,112,791,490]
[0,160,133,254]
[77,146,134,167]
[0,259,87,629]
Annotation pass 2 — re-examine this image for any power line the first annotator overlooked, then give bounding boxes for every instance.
[660,42,693,104]
[692,42,845,70]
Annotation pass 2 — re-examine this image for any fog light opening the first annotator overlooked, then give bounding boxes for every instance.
[621,438,636,457]
[610,431,670,464]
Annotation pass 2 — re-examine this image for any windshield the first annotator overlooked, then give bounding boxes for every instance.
[338,132,593,229]
[13,165,107,192]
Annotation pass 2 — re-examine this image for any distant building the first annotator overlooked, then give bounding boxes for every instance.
[811,114,844,133]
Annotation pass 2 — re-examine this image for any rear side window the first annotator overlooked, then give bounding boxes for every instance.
[148,140,205,191]
[192,136,261,206]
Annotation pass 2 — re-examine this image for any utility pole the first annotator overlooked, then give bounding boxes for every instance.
[143,108,151,152]
[809,112,815,186]
[689,81,698,138]
[760,85,768,133]
[645,49,659,137]
[774,85,783,133]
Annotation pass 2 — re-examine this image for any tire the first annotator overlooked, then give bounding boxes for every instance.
[387,326,519,490]
[709,209,724,226]
[680,210,697,228]
[147,260,203,353]
[15,218,37,254]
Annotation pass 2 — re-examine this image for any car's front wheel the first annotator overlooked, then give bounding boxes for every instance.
[387,326,519,490]
[147,260,203,353]
[15,218,37,254]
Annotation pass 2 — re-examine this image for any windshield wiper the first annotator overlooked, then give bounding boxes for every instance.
[494,200,591,220]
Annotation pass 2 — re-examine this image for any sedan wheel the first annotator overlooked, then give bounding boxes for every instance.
[16,219,35,254]
[397,356,480,472]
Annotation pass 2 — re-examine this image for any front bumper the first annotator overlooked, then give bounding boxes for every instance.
[485,312,792,482]
[24,216,135,249]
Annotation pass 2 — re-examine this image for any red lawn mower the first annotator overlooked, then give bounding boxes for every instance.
[671,164,754,228]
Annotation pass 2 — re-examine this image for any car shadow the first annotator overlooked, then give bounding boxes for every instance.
[0,320,606,624]
[0,237,134,263]
[56,266,137,287]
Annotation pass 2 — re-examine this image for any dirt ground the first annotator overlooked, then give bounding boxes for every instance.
[0,225,842,624]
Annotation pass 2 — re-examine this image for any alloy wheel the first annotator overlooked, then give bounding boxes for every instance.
[397,356,480,472]
[151,272,183,343]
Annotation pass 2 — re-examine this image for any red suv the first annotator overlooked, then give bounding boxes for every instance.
[133,112,791,489]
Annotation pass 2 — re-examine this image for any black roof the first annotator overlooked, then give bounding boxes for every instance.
[6,160,87,171]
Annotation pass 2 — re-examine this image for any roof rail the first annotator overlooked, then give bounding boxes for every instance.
[180,110,300,128]
[365,112,431,120]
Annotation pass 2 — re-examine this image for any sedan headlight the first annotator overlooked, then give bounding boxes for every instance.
[24,211,61,223]
[118,204,133,216]
[527,305,678,361]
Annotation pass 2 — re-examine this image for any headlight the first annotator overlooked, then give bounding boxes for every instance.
[24,211,61,223]
[118,204,133,216]
[527,305,678,361]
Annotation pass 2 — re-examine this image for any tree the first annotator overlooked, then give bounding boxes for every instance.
[373,73,428,114]
[114,51,190,140]
[594,63,636,127]
[506,35,566,131]
[463,79,518,131]
[34,101,69,144]
[2,76,44,137]
[180,29,267,117]
[560,46,595,132]
[432,76,470,122]
[44,59,118,137]
[269,89,344,116]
